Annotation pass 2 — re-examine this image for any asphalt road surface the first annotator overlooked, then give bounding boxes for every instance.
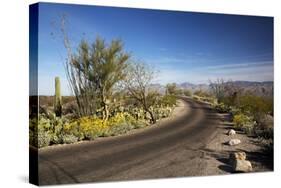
[37,97,221,185]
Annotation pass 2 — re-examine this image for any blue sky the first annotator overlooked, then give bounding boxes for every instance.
[36,3,273,95]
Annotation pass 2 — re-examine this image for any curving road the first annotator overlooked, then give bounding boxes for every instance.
[36,97,221,185]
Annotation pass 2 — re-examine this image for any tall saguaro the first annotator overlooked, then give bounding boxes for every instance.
[54,77,62,117]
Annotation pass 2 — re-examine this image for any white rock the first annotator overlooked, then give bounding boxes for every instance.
[229,152,246,165]
[228,129,236,136]
[228,139,241,146]
[233,159,253,172]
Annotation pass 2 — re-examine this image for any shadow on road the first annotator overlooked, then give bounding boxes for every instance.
[39,156,80,185]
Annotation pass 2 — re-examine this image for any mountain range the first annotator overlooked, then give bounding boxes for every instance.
[151,81,273,96]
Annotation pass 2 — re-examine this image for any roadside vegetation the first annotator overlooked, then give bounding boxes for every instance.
[166,79,273,144]
[189,79,273,147]
[30,17,273,149]
[209,79,273,139]
[29,18,177,148]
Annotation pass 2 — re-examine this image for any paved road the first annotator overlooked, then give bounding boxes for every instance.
[37,97,221,185]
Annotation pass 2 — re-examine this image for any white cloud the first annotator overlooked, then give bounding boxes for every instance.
[156,61,273,84]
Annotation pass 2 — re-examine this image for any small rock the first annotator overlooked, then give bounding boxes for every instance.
[228,129,236,136]
[228,139,241,146]
[229,152,246,165]
[233,159,253,172]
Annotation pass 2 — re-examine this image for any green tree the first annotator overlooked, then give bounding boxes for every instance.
[70,38,130,120]
[183,89,192,96]
[166,83,177,95]
[59,16,130,119]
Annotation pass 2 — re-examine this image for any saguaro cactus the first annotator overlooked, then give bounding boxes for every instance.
[54,77,62,117]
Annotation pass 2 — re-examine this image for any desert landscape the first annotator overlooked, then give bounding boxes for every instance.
[29,3,274,185]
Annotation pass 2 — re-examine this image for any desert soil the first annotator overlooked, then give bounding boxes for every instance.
[202,113,273,175]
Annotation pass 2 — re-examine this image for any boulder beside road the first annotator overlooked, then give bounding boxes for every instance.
[229,152,253,172]
[233,159,253,172]
[229,152,246,162]
[228,139,241,146]
[228,129,236,136]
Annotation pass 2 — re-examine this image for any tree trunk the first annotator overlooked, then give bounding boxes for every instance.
[147,110,156,124]
[103,102,109,121]
[101,90,109,121]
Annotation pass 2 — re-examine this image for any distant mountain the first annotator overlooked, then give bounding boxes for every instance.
[177,82,209,91]
[230,81,273,87]
[150,81,273,96]
[229,81,273,96]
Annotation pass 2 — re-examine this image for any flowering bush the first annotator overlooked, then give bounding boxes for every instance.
[233,113,253,129]
[29,112,148,148]
[67,112,145,139]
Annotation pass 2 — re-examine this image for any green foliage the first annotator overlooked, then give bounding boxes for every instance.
[160,95,177,107]
[193,90,211,98]
[62,134,79,144]
[233,113,256,135]
[233,113,273,138]
[38,130,52,148]
[66,112,145,139]
[238,95,273,121]
[67,37,130,118]
[213,103,231,113]
[29,114,78,148]
[29,112,149,148]
[233,114,253,129]
[208,79,273,139]
[183,89,192,96]
[153,106,173,120]
[166,83,177,95]
[165,83,183,95]
[192,95,201,101]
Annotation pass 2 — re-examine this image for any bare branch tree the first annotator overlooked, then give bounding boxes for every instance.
[59,15,97,117]
[123,62,158,123]
[209,78,226,103]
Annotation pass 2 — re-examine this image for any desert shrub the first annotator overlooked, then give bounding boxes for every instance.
[255,128,273,139]
[193,90,211,98]
[107,123,134,136]
[242,122,257,135]
[192,95,201,101]
[233,113,252,129]
[183,89,192,97]
[63,122,85,140]
[238,95,273,121]
[29,118,38,147]
[160,95,177,107]
[62,134,79,144]
[213,103,231,113]
[229,106,241,116]
[67,112,145,140]
[201,97,216,104]
[155,107,173,119]
[30,104,171,148]
[71,116,108,140]
[232,113,273,138]
[108,112,147,135]
[37,130,52,148]
[30,116,53,148]
[30,114,77,147]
